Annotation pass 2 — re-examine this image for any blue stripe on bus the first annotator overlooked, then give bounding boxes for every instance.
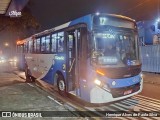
[41,54,66,85]
[107,75,141,88]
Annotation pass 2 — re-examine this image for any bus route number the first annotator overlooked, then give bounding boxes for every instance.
[62,64,66,70]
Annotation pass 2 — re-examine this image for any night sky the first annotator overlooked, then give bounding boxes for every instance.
[27,0,159,30]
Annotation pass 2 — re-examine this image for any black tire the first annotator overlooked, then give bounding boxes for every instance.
[57,74,67,96]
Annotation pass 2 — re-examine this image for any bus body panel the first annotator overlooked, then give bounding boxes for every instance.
[25,53,66,84]
[41,53,67,84]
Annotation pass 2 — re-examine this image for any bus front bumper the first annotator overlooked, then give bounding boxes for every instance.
[90,78,143,103]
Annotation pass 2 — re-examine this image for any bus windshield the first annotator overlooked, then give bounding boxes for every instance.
[93,31,139,66]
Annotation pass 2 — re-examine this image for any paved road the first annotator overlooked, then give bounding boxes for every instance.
[0,62,86,120]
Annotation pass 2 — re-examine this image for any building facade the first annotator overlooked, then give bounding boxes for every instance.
[137,20,160,45]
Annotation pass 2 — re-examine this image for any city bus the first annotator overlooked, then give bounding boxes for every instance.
[16,13,143,103]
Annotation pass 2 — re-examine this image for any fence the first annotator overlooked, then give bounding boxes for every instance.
[140,45,160,73]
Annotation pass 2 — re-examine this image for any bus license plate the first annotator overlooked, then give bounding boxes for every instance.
[124,89,132,95]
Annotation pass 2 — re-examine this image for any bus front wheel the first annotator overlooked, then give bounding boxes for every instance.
[57,74,67,96]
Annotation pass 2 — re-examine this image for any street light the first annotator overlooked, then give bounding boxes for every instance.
[4,43,9,47]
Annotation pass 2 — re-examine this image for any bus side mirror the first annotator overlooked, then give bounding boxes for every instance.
[150,25,155,32]
[158,22,160,29]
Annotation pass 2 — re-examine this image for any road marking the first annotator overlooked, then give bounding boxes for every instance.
[140,117,155,120]
[63,104,76,111]
[126,118,137,120]
[133,96,160,106]
[109,104,128,111]
[47,96,62,106]
[122,99,158,111]
[114,117,129,120]
[114,102,133,110]
[134,98,160,109]
[27,83,35,87]
[135,95,160,102]
[101,106,116,111]
[152,117,160,120]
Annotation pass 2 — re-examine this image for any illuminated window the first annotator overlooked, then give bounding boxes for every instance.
[24,43,28,53]
[41,37,46,52]
[28,40,33,53]
[36,38,40,52]
[46,35,51,52]
[33,39,37,53]
[51,33,57,52]
[57,32,64,52]
[68,35,73,48]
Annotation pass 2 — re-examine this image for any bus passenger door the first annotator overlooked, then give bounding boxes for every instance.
[66,30,77,91]
[66,26,88,93]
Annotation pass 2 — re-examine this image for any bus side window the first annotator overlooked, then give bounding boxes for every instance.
[24,42,27,53]
[36,38,40,53]
[33,39,37,53]
[46,35,51,52]
[68,35,73,48]
[57,32,64,52]
[51,33,57,52]
[28,40,33,53]
[21,44,24,53]
[41,37,46,52]
[25,42,27,53]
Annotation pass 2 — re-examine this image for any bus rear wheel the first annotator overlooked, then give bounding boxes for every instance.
[25,68,34,83]
[57,74,67,96]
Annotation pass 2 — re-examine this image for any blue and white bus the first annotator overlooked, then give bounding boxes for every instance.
[17,13,143,103]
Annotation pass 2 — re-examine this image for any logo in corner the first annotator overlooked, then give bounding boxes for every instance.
[9,10,22,17]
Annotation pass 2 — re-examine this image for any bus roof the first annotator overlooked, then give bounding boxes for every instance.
[104,14,135,22]
[17,13,136,43]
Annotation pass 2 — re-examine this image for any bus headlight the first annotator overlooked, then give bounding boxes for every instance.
[112,81,116,86]
[94,79,102,86]
[94,79,111,92]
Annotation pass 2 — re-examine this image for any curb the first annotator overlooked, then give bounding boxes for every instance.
[12,71,26,81]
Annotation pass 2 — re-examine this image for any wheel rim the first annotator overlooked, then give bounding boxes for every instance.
[59,80,65,91]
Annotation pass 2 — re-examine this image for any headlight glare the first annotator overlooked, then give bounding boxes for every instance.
[94,79,102,86]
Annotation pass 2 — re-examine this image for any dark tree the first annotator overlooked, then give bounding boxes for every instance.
[0,7,40,39]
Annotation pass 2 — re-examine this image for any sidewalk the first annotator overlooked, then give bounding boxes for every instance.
[142,72,160,85]
[13,71,53,89]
